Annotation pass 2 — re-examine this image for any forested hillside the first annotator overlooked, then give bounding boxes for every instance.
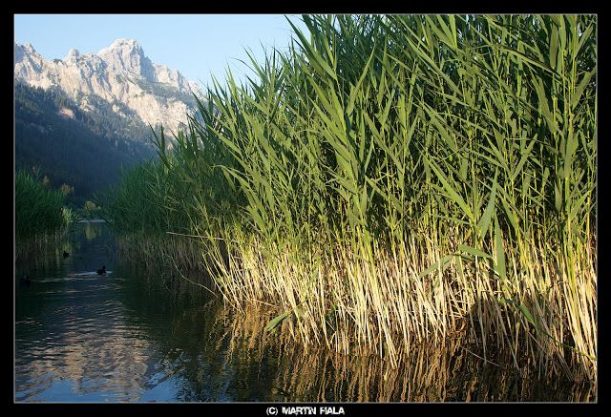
[15,82,156,206]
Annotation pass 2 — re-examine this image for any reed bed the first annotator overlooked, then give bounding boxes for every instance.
[106,15,597,380]
[15,170,73,265]
[221,307,596,401]
[15,170,72,239]
[116,233,206,273]
[15,230,73,271]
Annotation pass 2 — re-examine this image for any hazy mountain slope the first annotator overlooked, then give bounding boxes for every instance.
[14,38,206,204]
[15,82,156,204]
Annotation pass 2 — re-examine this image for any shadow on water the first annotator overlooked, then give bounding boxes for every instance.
[14,221,596,402]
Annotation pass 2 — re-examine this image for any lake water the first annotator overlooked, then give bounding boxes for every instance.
[14,221,596,402]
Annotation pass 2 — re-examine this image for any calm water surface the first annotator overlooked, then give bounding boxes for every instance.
[15,222,595,402]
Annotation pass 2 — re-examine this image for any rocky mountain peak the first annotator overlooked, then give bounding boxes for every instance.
[65,48,80,62]
[14,39,202,133]
[98,38,155,80]
[15,43,40,64]
[21,43,38,54]
[109,38,140,49]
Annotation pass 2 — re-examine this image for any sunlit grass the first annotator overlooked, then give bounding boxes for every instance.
[105,14,596,380]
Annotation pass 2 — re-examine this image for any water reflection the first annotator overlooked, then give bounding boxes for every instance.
[15,222,596,402]
[83,222,99,241]
[208,307,596,402]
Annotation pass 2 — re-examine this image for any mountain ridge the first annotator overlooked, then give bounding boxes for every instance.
[15,82,156,204]
[14,39,202,133]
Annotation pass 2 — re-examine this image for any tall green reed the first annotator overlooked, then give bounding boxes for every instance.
[106,15,596,380]
[15,170,70,239]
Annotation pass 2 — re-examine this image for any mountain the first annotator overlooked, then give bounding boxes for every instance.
[15,82,156,205]
[14,39,204,205]
[15,39,202,134]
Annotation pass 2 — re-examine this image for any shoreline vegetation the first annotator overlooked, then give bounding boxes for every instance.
[103,15,596,381]
[218,305,596,401]
[15,170,74,262]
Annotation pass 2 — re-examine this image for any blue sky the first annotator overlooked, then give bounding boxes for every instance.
[14,14,308,89]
